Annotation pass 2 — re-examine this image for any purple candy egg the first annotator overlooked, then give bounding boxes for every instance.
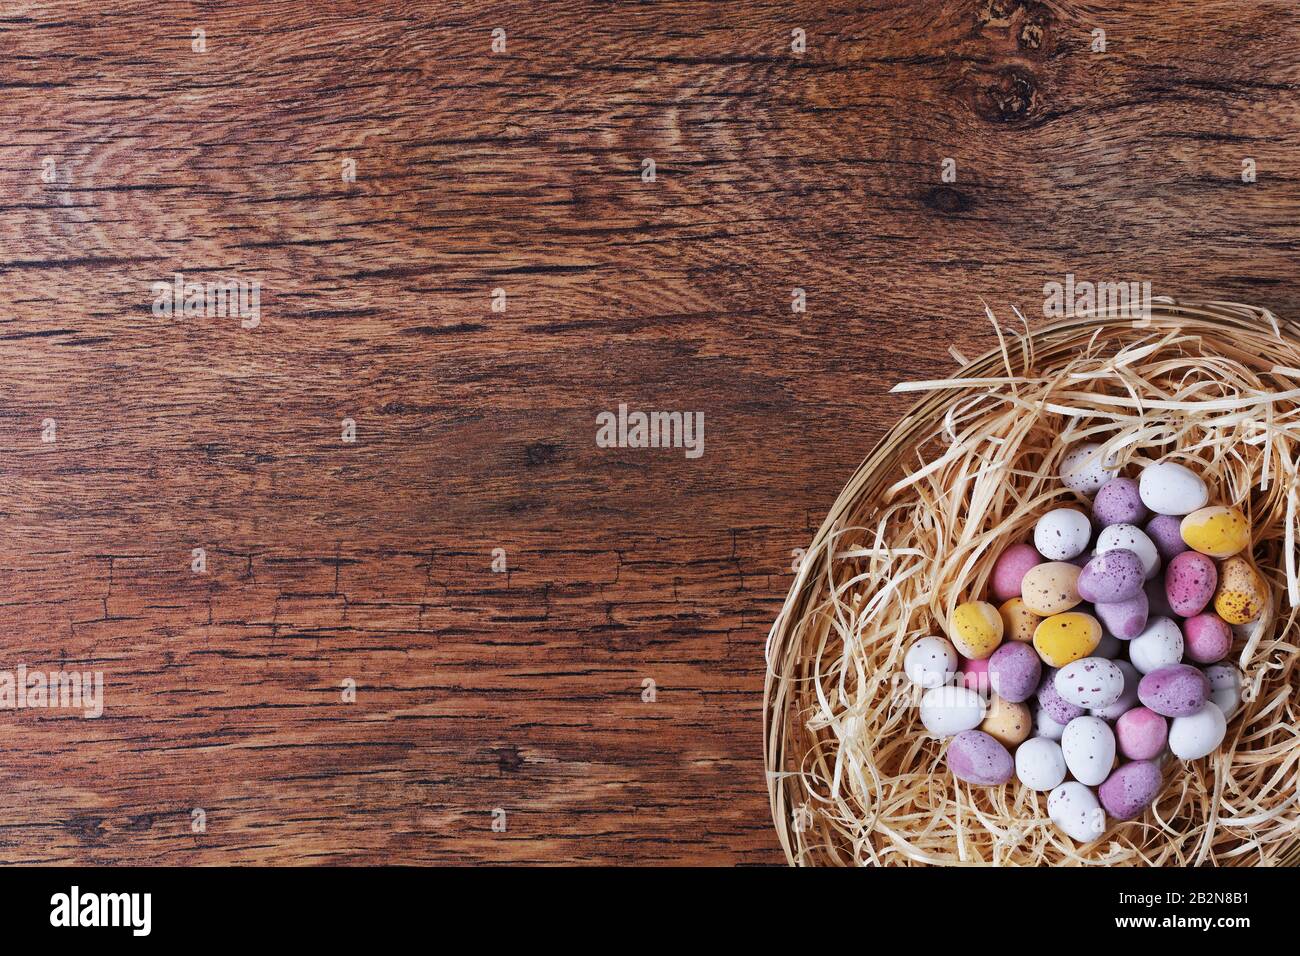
[1099,759,1163,820]
[1078,548,1145,603]
[1138,664,1211,718]
[1165,551,1218,617]
[1183,612,1232,664]
[946,730,1014,785]
[1145,514,1189,563]
[1093,477,1148,528]
[1093,587,1149,640]
[1116,706,1168,759]
[988,642,1042,703]
[1037,668,1086,724]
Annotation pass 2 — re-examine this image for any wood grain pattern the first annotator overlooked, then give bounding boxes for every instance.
[0,0,1296,864]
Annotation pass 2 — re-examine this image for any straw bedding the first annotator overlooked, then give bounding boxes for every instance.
[764,299,1300,866]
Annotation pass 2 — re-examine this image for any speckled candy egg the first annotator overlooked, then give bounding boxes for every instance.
[959,656,990,694]
[1093,589,1149,640]
[1048,781,1105,842]
[1214,556,1267,626]
[1116,706,1168,760]
[920,685,987,737]
[904,636,959,688]
[949,600,1004,659]
[1093,477,1147,527]
[946,729,1014,785]
[980,694,1032,747]
[1168,702,1227,759]
[1165,551,1217,617]
[1095,523,1160,580]
[1128,616,1184,674]
[1032,701,1068,740]
[998,597,1041,644]
[1099,760,1162,821]
[1060,443,1118,495]
[1180,505,1250,559]
[1145,513,1189,562]
[1077,548,1144,603]
[1015,737,1067,791]
[990,542,1043,602]
[1061,715,1116,786]
[1139,460,1209,516]
[1090,660,1140,721]
[1203,663,1242,718]
[1035,508,1093,561]
[1036,668,1085,725]
[1055,657,1125,709]
[1033,611,1101,667]
[1183,612,1232,664]
[1138,664,1211,718]
[987,641,1041,703]
[1021,562,1082,616]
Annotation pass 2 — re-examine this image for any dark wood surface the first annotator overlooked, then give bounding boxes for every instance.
[0,0,1296,864]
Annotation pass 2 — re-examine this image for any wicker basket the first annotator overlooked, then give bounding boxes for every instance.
[764,299,1300,866]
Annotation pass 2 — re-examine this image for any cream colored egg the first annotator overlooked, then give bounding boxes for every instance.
[997,597,1041,643]
[1214,556,1267,625]
[980,694,1032,748]
[1020,562,1082,616]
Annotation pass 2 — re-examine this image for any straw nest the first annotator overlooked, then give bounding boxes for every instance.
[764,299,1300,866]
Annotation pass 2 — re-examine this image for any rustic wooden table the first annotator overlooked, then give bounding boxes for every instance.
[0,0,1295,865]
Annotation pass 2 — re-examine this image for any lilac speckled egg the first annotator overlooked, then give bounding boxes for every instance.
[1145,514,1189,563]
[1098,759,1162,820]
[987,641,1041,703]
[946,730,1014,785]
[1078,548,1145,603]
[990,542,1043,603]
[1093,588,1149,640]
[959,657,990,694]
[1138,664,1211,718]
[1183,612,1232,664]
[1145,575,1175,617]
[1036,668,1086,725]
[1093,477,1147,528]
[1165,551,1218,617]
[1116,706,1168,759]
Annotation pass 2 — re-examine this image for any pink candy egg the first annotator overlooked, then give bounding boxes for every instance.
[1116,706,1168,760]
[990,543,1042,603]
[1183,612,1232,664]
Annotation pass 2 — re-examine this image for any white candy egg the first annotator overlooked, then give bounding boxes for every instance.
[1168,701,1227,759]
[1055,657,1125,709]
[1095,523,1160,580]
[1015,736,1067,791]
[1203,663,1242,718]
[1061,715,1116,786]
[1048,781,1106,842]
[1033,704,1067,741]
[920,685,986,737]
[1128,616,1184,674]
[1034,508,1093,561]
[904,636,959,688]
[1090,660,1141,720]
[1139,461,1209,516]
[1060,443,1118,495]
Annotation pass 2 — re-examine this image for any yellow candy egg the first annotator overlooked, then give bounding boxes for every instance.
[980,694,1032,747]
[949,601,1004,660]
[1033,611,1101,667]
[1180,506,1250,559]
[1020,562,1082,616]
[1214,556,1267,625]
[998,597,1041,643]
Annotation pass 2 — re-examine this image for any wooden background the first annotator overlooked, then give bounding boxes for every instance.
[0,0,1296,865]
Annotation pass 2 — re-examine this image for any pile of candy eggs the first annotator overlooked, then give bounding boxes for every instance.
[903,445,1259,843]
